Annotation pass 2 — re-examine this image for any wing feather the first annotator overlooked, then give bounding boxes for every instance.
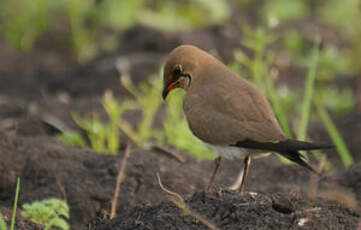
[183,73,285,145]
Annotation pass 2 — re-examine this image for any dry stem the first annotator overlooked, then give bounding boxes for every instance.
[110,142,132,219]
[152,144,186,163]
[156,173,222,230]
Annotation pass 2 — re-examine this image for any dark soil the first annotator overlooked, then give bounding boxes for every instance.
[1,128,361,229]
[93,189,359,230]
[1,14,361,230]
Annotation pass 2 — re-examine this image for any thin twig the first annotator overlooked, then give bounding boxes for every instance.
[152,145,187,163]
[157,173,185,203]
[156,173,222,230]
[41,112,72,133]
[110,142,132,219]
[56,176,67,202]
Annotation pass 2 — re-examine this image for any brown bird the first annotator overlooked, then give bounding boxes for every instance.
[162,45,332,193]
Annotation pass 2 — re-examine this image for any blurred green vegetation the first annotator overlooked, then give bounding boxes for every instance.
[1,0,360,68]
[230,24,354,167]
[59,72,214,159]
[12,0,357,166]
[73,91,136,154]
[118,74,162,148]
[58,90,137,154]
[262,0,309,26]
[0,0,229,61]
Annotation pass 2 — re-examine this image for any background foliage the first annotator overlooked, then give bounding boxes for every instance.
[1,0,359,167]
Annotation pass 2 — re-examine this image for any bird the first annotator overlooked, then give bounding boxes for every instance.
[162,44,332,193]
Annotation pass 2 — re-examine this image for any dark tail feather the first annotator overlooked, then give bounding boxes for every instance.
[278,139,334,151]
[234,139,334,152]
[279,150,320,174]
[234,139,333,174]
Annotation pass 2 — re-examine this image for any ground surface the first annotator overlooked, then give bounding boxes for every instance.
[0,16,361,230]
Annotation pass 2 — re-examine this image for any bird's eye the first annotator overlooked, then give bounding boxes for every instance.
[173,65,182,77]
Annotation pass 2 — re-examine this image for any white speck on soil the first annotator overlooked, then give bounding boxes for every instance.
[297,218,308,226]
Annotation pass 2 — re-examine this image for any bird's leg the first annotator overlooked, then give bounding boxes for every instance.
[207,156,222,192]
[228,167,244,190]
[238,155,252,194]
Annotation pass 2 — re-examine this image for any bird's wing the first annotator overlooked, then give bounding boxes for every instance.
[183,74,286,146]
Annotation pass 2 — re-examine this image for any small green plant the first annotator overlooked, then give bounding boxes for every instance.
[57,131,87,148]
[118,74,163,148]
[58,73,163,152]
[21,199,69,230]
[60,71,213,158]
[67,71,215,158]
[102,91,136,152]
[58,90,135,154]
[72,113,109,152]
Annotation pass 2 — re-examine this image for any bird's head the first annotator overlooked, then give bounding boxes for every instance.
[162,45,204,100]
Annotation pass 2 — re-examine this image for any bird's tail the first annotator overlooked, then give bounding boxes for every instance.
[279,150,319,174]
[234,139,333,174]
[274,139,334,151]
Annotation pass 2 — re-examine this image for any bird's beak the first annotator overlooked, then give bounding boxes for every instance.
[162,81,178,100]
[162,87,169,100]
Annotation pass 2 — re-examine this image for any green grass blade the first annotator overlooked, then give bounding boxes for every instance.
[315,101,353,167]
[297,43,320,140]
[10,178,20,230]
[265,74,292,138]
[0,212,7,230]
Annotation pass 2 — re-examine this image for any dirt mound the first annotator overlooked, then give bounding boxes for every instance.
[92,189,360,230]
